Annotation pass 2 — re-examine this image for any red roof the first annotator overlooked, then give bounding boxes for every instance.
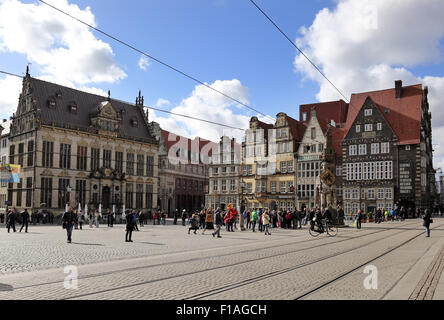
[285,115,307,142]
[345,84,424,145]
[300,100,349,125]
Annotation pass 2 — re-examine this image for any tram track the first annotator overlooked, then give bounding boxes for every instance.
[7,222,407,292]
[59,222,420,300]
[184,221,444,300]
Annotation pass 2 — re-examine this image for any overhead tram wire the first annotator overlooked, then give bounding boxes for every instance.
[37,0,275,123]
[0,69,246,132]
[248,0,350,104]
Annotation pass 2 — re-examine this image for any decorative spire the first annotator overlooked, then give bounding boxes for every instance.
[107,90,111,101]
[136,90,144,107]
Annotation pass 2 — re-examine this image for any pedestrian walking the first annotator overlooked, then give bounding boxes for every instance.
[263,210,271,235]
[19,208,29,233]
[161,211,167,225]
[356,210,363,229]
[94,210,100,228]
[125,211,135,242]
[181,209,187,226]
[138,211,144,228]
[62,206,77,243]
[6,208,17,233]
[212,209,222,238]
[251,208,258,232]
[423,209,433,237]
[78,210,84,230]
[153,211,157,225]
[132,210,139,231]
[173,209,179,225]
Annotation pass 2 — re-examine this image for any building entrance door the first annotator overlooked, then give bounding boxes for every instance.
[102,186,111,209]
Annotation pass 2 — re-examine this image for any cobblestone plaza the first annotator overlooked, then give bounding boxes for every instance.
[0,219,443,300]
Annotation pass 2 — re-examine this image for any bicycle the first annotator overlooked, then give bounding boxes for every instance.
[308,218,338,237]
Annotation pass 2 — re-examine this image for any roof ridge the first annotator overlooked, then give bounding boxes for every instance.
[350,83,423,96]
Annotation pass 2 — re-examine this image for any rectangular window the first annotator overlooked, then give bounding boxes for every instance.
[136,184,144,208]
[365,124,373,132]
[145,185,153,209]
[115,152,123,173]
[280,182,286,194]
[127,153,134,175]
[103,150,112,169]
[365,109,373,116]
[377,123,382,131]
[230,179,236,191]
[59,143,71,169]
[385,188,392,199]
[9,145,15,164]
[41,178,53,208]
[137,155,145,176]
[336,165,342,177]
[16,178,22,207]
[26,177,32,207]
[280,162,287,173]
[318,144,324,152]
[125,183,134,208]
[146,156,154,177]
[58,178,70,209]
[344,189,351,200]
[381,142,390,154]
[222,180,227,191]
[371,143,379,154]
[18,143,24,167]
[356,125,361,133]
[247,183,252,194]
[75,180,87,206]
[349,145,357,156]
[77,146,88,170]
[247,165,252,175]
[311,127,316,139]
[368,189,375,199]
[377,188,385,200]
[262,181,266,193]
[27,140,34,167]
[359,144,367,155]
[42,141,54,168]
[283,161,292,174]
[213,180,218,191]
[271,182,276,193]
[361,189,366,200]
[91,148,100,171]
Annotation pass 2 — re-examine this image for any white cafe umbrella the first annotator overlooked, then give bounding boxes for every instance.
[65,203,69,213]
[84,204,88,220]
[99,203,102,218]
[112,204,116,219]
[78,203,81,214]
[122,204,126,220]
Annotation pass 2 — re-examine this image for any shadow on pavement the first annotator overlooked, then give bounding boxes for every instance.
[70,242,104,246]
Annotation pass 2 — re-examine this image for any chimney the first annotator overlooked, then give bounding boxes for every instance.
[2,119,6,123]
[395,80,403,99]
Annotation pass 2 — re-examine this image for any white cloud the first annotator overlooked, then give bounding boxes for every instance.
[138,56,151,71]
[294,0,444,170]
[155,98,171,108]
[0,0,126,118]
[151,79,270,143]
[0,75,22,119]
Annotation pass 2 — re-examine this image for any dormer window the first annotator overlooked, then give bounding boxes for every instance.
[55,90,62,98]
[131,118,138,127]
[47,97,56,109]
[69,102,78,114]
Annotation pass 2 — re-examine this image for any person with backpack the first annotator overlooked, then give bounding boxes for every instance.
[132,210,139,231]
[181,209,187,226]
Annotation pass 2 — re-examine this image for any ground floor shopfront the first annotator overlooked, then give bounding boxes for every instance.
[244,195,296,211]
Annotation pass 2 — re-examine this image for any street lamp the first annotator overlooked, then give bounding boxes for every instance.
[240,181,246,231]
[65,185,72,209]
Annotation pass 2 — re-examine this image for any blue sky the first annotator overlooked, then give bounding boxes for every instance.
[0,0,336,120]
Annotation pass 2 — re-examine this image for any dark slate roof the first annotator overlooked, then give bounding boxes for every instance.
[29,77,156,143]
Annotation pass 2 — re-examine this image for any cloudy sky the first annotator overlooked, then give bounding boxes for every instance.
[1,0,444,169]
